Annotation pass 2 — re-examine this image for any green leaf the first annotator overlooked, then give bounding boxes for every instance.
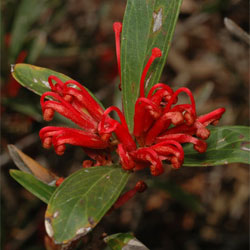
[104,232,149,250]
[2,97,42,121]
[26,31,47,63]
[11,63,72,95]
[184,126,250,166]
[121,0,182,131]
[11,63,104,108]
[10,170,56,204]
[45,166,130,244]
[9,0,48,62]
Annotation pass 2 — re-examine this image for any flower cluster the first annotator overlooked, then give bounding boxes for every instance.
[39,22,225,176]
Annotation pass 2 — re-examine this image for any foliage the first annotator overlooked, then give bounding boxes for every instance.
[8,0,249,248]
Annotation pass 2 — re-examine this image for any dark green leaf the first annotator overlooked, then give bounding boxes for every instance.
[45,166,130,244]
[10,170,56,204]
[104,232,149,250]
[2,97,42,121]
[184,126,250,166]
[27,31,47,63]
[11,63,104,108]
[121,0,182,131]
[9,0,48,62]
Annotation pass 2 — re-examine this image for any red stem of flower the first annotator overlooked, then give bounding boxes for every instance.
[147,83,173,99]
[140,48,162,97]
[48,75,64,93]
[152,140,184,160]
[113,22,122,89]
[152,140,184,169]
[133,97,161,138]
[130,148,163,176]
[103,106,129,131]
[41,92,97,131]
[99,106,136,151]
[117,143,135,170]
[198,108,226,126]
[63,80,104,121]
[164,87,196,116]
[109,181,147,212]
[156,133,207,153]
[145,111,184,145]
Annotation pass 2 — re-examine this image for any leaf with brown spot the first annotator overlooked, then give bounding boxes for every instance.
[45,166,130,244]
[121,0,182,131]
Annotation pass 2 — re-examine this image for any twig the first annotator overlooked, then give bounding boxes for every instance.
[224,17,250,45]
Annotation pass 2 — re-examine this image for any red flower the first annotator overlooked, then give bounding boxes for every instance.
[39,76,112,166]
[40,22,225,175]
[111,22,225,175]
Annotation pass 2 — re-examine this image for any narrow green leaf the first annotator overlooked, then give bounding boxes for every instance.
[2,97,42,121]
[9,0,48,62]
[10,170,56,204]
[45,166,130,244]
[27,31,47,63]
[121,0,182,131]
[184,126,250,166]
[11,63,104,108]
[104,232,149,250]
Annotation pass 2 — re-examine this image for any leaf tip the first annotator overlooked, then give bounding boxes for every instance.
[9,169,17,177]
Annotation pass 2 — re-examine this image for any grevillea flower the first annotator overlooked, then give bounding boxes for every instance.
[39,76,112,166]
[40,21,225,176]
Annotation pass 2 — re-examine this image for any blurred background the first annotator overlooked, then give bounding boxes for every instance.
[1,0,249,249]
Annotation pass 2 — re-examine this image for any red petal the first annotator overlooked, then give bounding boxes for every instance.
[133,97,161,139]
[145,111,184,145]
[63,80,104,121]
[140,48,162,97]
[147,83,174,106]
[164,87,196,115]
[198,108,226,126]
[151,140,184,169]
[48,75,64,94]
[156,133,207,153]
[130,148,163,176]
[40,126,108,155]
[41,92,97,132]
[117,144,135,170]
[99,106,136,151]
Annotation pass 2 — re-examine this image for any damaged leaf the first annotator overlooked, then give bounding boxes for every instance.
[45,166,130,244]
[121,0,182,131]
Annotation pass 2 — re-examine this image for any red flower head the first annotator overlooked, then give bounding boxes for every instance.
[40,21,225,176]
[110,22,225,175]
[39,76,111,166]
